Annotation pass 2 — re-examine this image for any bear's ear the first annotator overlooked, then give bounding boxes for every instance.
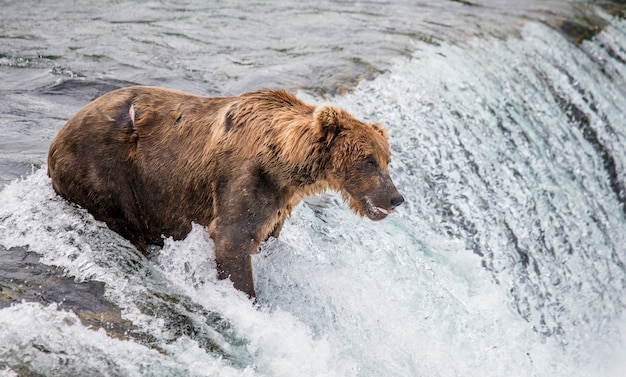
[314,104,342,142]
[372,122,388,138]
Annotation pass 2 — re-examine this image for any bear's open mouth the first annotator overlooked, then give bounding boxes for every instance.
[364,197,394,220]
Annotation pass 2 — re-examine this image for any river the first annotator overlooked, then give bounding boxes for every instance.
[1,1,625,376]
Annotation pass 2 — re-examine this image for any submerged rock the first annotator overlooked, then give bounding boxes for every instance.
[0,245,134,340]
[548,1,626,44]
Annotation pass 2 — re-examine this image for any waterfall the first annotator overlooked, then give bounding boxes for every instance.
[1,10,626,377]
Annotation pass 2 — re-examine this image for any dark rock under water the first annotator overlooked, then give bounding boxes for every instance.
[0,245,132,340]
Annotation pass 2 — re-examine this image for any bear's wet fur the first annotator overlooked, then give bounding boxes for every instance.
[48,86,404,297]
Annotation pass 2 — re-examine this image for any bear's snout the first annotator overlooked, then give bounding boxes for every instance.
[389,193,405,209]
[360,187,404,221]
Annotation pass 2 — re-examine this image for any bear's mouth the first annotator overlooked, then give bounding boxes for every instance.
[364,197,395,220]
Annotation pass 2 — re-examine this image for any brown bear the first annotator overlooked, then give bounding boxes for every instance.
[47,86,404,298]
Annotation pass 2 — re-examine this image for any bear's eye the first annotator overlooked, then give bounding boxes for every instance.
[363,155,378,170]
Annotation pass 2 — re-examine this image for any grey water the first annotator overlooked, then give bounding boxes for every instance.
[1,1,626,376]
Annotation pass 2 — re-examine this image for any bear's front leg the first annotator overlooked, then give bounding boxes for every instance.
[209,165,283,298]
[212,230,257,298]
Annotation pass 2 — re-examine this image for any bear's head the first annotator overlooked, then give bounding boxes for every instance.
[315,104,404,220]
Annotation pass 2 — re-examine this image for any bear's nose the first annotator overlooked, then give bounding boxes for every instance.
[390,194,405,209]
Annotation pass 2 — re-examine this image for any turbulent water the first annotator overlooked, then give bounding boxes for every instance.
[2,1,626,376]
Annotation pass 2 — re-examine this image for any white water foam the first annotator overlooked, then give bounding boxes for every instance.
[0,171,353,377]
[0,302,187,376]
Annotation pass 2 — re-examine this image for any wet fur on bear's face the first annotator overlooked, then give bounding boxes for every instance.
[315,105,404,220]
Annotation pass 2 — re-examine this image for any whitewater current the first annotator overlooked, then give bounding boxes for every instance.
[1,10,626,377]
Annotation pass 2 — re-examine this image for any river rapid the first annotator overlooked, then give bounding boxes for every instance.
[1,1,626,376]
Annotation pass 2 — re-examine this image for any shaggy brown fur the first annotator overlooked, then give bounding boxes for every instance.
[48,86,404,298]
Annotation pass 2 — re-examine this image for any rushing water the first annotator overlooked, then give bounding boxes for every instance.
[1,1,626,376]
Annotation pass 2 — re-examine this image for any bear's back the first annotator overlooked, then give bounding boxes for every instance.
[47,86,235,250]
